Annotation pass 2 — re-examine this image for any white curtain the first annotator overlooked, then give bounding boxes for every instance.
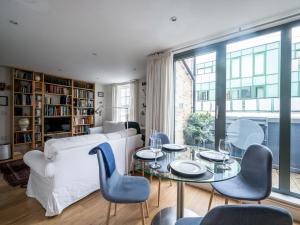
[129,81,138,121]
[145,51,174,144]
[111,84,119,121]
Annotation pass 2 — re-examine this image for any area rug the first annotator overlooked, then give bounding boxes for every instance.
[0,159,29,187]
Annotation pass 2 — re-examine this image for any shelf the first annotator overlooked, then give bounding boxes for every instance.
[14,142,32,146]
[44,116,71,118]
[14,77,33,82]
[45,92,71,96]
[15,130,33,133]
[44,131,72,137]
[45,104,71,106]
[44,82,72,88]
[74,87,94,91]
[74,107,94,109]
[14,116,33,117]
[73,97,94,100]
[74,115,93,117]
[14,92,33,95]
[14,105,33,107]
[74,124,93,126]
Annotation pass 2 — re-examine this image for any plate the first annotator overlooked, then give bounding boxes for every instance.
[163,144,186,151]
[198,150,227,162]
[170,160,207,177]
[135,150,164,160]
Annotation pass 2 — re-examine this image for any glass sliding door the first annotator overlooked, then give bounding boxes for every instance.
[174,52,216,150]
[290,26,300,195]
[225,32,281,189]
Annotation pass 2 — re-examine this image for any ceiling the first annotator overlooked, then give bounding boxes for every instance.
[0,0,300,84]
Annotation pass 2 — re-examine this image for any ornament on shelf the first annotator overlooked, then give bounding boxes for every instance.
[18,118,30,131]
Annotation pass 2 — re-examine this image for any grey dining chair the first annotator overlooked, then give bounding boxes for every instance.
[208,144,273,210]
[175,204,293,225]
[90,142,150,225]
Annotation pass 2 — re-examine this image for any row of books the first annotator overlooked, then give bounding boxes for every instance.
[44,96,71,105]
[45,84,71,95]
[14,108,31,116]
[15,81,32,93]
[44,105,71,116]
[15,70,33,80]
[73,81,93,90]
[35,133,42,142]
[73,89,94,99]
[74,108,94,116]
[73,116,94,125]
[14,133,32,144]
[44,76,72,86]
[73,126,89,134]
[73,99,94,107]
[14,94,32,105]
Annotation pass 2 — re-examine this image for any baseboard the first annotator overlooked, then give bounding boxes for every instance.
[188,183,300,222]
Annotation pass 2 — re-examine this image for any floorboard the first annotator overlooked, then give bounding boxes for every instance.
[0,176,299,225]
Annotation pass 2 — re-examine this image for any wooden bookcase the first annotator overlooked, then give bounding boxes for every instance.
[11,68,95,160]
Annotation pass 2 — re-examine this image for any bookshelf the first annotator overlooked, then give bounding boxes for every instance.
[72,80,95,135]
[11,68,95,160]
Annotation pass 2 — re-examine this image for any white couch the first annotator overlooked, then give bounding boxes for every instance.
[88,121,126,134]
[23,130,143,216]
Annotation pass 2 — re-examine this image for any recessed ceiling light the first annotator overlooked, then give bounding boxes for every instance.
[9,20,19,25]
[58,69,62,72]
[170,16,177,22]
[92,53,98,56]
[133,68,137,71]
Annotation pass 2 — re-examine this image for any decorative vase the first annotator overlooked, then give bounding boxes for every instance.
[18,118,30,131]
[35,75,41,81]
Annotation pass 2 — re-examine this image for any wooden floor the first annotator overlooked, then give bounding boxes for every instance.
[0,176,299,225]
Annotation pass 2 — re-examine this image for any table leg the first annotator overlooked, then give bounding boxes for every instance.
[176,181,185,219]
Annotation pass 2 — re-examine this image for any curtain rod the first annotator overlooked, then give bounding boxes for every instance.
[171,11,300,54]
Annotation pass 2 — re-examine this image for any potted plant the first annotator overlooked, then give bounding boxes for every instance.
[183,112,214,146]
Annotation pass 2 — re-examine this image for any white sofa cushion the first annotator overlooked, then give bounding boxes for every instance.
[103,121,125,133]
[44,134,108,160]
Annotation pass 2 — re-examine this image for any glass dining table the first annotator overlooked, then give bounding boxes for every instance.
[133,145,241,225]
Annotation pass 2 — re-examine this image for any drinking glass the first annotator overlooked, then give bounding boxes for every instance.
[150,138,162,169]
[217,139,232,170]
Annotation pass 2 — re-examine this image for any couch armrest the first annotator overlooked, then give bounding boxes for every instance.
[24,150,55,178]
[88,126,103,134]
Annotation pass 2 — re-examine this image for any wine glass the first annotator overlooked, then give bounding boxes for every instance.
[217,139,232,170]
[150,138,162,169]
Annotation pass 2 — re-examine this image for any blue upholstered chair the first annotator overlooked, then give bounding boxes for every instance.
[175,204,293,225]
[208,144,273,210]
[148,132,171,207]
[90,142,150,225]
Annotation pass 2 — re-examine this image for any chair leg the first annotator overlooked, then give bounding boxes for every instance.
[140,203,146,225]
[258,200,261,204]
[145,200,149,218]
[106,202,112,225]
[225,198,229,205]
[158,177,161,207]
[208,189,215,211]
[114,203,117,216]
[142,161,145,177]
[150,174,153,183]
[169,180,172,187]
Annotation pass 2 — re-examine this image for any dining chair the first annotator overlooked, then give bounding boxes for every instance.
[149,132,171,207]
[175,204,293,225]
[208,144,273,210]
[90,142,150,225]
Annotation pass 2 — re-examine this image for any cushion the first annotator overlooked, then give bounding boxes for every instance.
[103,121,125,133]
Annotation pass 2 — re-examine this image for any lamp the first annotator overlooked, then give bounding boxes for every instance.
[95,105,130,175]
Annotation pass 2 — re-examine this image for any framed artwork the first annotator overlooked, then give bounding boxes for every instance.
[98,92,104,97]
[0,96,8,106]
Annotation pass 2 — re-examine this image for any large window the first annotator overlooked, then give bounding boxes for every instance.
[174,21,300,198]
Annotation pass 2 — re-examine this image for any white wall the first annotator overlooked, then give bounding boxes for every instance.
[0,66,11,144]
[94,83,113,125]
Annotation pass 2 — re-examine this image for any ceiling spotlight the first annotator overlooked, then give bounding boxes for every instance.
[170,16,177,22]
[58,69,62,72]
[9,20,19,25]
[92,53,98,56]
[133,68,137,71]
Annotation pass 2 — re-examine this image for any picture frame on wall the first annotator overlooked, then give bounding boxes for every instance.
[0,96,8,106]
[98,92,104,97]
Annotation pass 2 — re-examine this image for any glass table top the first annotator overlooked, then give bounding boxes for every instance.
[133,146,241,183]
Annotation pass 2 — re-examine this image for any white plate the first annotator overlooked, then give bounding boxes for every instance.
[136,150,164,160]
[198,150,227,162]
[163,144,186,151]
[170,160,207,177]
